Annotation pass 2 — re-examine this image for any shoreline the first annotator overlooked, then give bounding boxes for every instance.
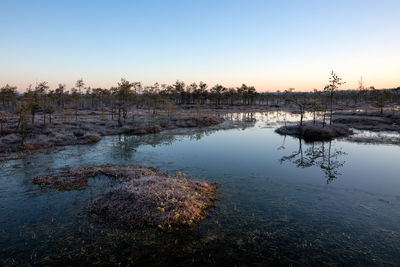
[0,109,225,162]
[2,107,400,162]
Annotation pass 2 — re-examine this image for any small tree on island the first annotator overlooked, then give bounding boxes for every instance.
[324,71,345,126]
[310,89,324,125]
[283,88,309,128]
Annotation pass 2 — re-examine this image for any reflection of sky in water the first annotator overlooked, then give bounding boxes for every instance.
[26,111,399,195]
[1,111,400,265]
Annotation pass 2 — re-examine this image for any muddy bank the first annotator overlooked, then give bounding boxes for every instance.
[0,110,223,160]
[275,124,353,141]
[33,165,218,228]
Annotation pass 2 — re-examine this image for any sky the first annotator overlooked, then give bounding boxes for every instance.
[0,0,399,92]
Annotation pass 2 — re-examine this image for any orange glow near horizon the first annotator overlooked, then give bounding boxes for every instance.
[3,71,399,93]
[1,1,399,93]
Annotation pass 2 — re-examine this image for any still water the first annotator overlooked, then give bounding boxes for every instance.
[1,112,400,265]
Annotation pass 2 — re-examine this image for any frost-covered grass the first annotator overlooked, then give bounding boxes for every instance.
[33,165,218,228]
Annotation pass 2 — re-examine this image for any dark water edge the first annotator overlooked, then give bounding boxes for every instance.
[1,112,400,266]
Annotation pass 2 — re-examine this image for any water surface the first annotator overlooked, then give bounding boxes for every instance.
[1,112,400,265]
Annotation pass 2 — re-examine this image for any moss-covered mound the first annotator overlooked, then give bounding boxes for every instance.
[33,165,217,228]
[275,124,353,141]
[33,165,156,190]
[89,172,217,228]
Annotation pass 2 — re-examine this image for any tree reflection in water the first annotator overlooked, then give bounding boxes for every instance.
[279,136,347,183]
[110,115,257,159]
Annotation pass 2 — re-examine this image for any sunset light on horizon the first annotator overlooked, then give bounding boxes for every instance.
[1,0,399,92]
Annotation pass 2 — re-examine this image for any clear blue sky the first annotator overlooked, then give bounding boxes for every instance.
[1,0,399,91]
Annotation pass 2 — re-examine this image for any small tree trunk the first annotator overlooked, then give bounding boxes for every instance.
[299,106,304,127]
[118,106,121,126]
[123,106,127,120]
[329,93,334,125]
[313,109,316,125]
[16,118,21,131]
[20,120,25,145]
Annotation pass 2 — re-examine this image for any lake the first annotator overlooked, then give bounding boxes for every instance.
[1,111,400,265]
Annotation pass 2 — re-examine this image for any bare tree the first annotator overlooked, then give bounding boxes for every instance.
[324,71,345,125]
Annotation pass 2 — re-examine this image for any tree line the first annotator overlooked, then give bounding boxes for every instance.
[1,75,400,131]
